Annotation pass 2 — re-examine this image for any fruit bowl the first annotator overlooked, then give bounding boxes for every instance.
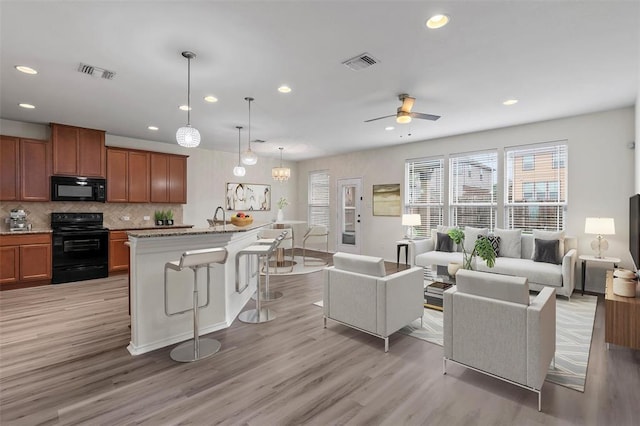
[230,216,253,227]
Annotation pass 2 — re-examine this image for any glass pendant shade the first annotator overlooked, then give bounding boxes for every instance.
[241,96,258,165]
[176,51,200,148]
[272,147,291,182]
[176,125,201,148]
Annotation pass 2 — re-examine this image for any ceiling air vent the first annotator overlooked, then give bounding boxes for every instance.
[77,63,116,80]
[342,52,379,71]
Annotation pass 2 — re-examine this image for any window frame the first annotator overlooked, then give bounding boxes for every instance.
[307,169,330,228]
[404,156,444,237]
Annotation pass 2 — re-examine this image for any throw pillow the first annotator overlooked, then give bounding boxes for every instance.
[436,232,454,252]
[532,238,561,264]
[531,229,565,262]
[463,226,488,253]
[493,228,521,258]
[437,225,459,252]
[478,235,501,256]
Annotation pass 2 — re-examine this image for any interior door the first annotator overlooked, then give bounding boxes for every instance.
[336,178,362,254]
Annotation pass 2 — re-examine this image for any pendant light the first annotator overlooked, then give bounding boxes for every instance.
[233,126,246,177]
[241,97,258,165]
[176,51,201,148]
[272,147,291,182]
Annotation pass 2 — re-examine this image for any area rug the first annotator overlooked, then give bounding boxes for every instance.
[398,293,598,392]
[260,256,326,276]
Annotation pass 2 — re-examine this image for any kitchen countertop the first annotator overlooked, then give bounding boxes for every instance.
[107,224,194,231]
[0,229,53,236]
[127,222,268,238]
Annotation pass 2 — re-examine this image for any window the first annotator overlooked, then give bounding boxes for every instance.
[522,154,535,171]
[505,142,567,231]
[449,150,497,229]
[308,170,330,227]
[405,157,444,237]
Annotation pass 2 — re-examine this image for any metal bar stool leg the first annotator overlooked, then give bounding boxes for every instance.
[239,252,276,323]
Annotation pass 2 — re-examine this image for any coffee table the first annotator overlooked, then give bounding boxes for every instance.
[424,275,455,311]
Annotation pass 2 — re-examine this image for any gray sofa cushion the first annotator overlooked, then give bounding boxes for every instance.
[456,269,530,305]
[463,226,488,253]
[494,228,521,258]
[532,229,565,260]
[333,252,385,277]
[533,238,561,264]
[476,257,563,287]
[415,251,464,268]
[436,232,454,252]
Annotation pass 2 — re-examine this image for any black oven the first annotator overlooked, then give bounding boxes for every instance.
[51,176,106,202]
[51,213,109,284]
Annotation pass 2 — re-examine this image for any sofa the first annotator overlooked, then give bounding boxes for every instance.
[410,227,577,298]
[443,269,556,411]
[323,252,424,352]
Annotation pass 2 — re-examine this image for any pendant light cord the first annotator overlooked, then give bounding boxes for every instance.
[237,126,242,164]
[186,57,191,126]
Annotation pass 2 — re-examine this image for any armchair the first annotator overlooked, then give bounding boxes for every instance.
[443,269,556,411]
[323,252,424,352]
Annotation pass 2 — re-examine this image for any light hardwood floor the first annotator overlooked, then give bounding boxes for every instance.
[1,254,639,425]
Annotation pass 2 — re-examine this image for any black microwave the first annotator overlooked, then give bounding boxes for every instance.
[51,176,106,202]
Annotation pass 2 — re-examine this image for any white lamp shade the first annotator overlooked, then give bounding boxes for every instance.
[241,149,258,165]
[176,125,201,148]
[584,217,615,235]
[402,214,421,226]
[233,165,246,177]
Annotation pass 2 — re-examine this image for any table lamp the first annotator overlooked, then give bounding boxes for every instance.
[402,214,421,239]
[584,217,615,258]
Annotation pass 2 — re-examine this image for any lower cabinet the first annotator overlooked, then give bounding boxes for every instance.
[0,234,52,286]
[109,231,130,273]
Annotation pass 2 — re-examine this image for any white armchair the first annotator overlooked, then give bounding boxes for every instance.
[323,252,424,352]
[443,269,556,411]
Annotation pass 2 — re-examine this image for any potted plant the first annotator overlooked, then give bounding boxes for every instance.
[154,210,164,226]
[447,228,496,270]
[165,210,174,226]
[276,197,288,222]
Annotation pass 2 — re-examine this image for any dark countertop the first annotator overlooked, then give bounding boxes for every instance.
[0,229,53,236]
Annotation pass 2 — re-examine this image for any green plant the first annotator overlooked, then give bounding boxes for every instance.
[165,210,174,220]
[154,210,163,221]
[447,228,496,269]
[277,197,289,210]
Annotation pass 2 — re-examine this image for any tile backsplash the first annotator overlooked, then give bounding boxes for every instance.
[0,202,184,230]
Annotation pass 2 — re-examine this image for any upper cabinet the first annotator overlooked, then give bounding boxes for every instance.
[51,123,105,177]
[150,153,187,204]
[106,148,150,203]
[0,135,50,202]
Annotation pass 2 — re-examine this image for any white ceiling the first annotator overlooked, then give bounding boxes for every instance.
[1,1,638,161]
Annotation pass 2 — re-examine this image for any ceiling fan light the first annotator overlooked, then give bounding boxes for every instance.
[396,114,412,124]
[176,125,200,147]
[241,149,258,165]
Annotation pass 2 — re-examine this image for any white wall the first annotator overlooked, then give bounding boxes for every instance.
[297,107,636,291]
[0,119,297,230]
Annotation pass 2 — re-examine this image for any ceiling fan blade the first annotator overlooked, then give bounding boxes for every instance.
[410,112,441,121]
[400,96,415,113]
[364,114,396,123]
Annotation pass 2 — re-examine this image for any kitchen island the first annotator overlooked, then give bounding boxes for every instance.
[126,222,269,355]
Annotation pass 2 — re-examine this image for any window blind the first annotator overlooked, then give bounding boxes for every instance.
[505,142,567,231]
[405,157,444,236]
[449,150,497,229]
[308,170,330,227]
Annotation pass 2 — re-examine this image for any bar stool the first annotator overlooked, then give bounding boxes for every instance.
[253,230,287,301]
[164,247,228,363]
[236,239,279,324]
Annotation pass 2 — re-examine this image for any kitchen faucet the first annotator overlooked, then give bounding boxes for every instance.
[213,206,226,226]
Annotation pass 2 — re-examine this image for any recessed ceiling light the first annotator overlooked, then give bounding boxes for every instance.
[385,126,395,131]
[19,103,35,109]
[148,126,159,131]
[278,85,292,93]
[503,99,519,106]
[179,105,192,111]
[204,95,218,103]
[426,14,450,29]
[15,65,38,75]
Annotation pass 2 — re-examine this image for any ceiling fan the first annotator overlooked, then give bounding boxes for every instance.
[364,94,441,124]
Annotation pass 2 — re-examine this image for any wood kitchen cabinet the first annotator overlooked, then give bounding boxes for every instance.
[108,231,130,273]
[150,153,187,204]
[107,148,150,203]
[0,233,52,286]
[0,135,50,201]
[51,123,106,178]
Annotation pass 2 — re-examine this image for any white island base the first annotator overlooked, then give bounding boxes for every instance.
[126,224,266,355]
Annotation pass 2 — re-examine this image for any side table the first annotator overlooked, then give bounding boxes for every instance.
[605,270,640,350]
[579,255,620,295]
[396,240,409,267]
